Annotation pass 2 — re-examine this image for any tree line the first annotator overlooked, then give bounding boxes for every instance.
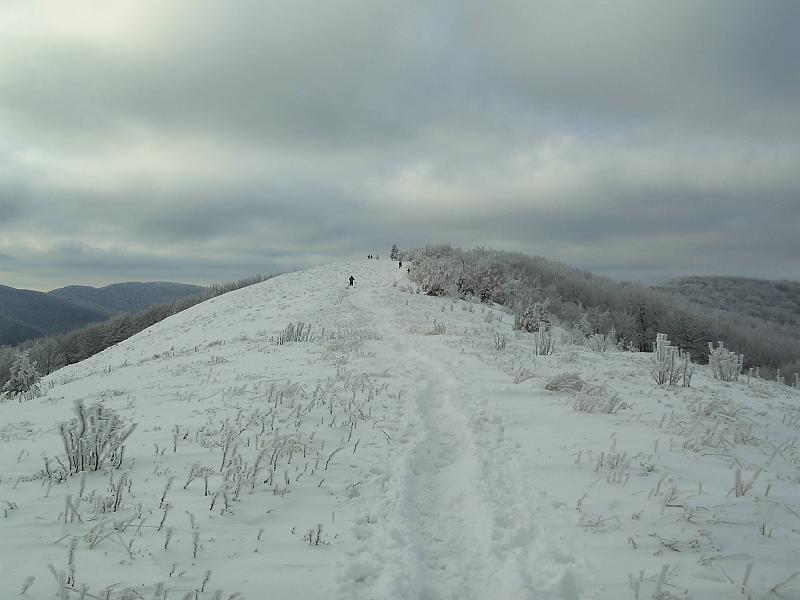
[405,244,800,380]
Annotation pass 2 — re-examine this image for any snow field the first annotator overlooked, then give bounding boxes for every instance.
[1,259,799,599]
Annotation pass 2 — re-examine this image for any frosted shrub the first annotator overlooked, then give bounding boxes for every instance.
[1,350,41,401]
[545,371,585,392]
[586,328,616,353]
[650,334,693,387]
[514,299,551,333]
[562,325,586,346]
[494,333,507,351]
[708,341,744,382]
[532,326,555,356]
[430,319,446,335]
[276,322,312,344]
[421,266,450,296]
[54,401,137,477]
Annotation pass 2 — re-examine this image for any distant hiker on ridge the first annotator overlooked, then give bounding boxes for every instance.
[349,275,355,286]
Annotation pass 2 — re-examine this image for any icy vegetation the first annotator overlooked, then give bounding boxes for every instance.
[405,244,800,381]
[1,259,799,599]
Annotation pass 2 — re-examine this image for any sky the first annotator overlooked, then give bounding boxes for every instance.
[1,0,798,290]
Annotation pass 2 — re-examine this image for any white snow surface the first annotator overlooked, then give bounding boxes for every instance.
[1,260,799,599]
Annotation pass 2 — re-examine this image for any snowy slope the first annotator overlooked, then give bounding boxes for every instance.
[1,260,799,600]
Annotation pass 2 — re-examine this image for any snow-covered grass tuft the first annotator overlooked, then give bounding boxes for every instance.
[51,401,137,479]
[429,319,446,335]
[573,386,629,414]
[274,322,313,344]
[545,371,585,392]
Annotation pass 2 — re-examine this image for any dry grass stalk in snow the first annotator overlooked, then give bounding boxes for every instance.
[275,322,313,344]
[429,319,446,335]
[494,333,507,351]
[573,386,629,414]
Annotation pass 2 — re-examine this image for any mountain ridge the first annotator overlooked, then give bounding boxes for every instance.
[0,281,205,346]
[48,281,205,316]
[1,259,797,599]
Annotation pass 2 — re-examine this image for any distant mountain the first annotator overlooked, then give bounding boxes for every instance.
[48,282,205,317]
[0,281,205,347]
[0,285,110,346]
[655,276,800,331]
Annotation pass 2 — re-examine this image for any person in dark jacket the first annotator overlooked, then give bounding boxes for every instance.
[349,275,355,286]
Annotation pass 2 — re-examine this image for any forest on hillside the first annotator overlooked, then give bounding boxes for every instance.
[406,245,800,380]
[656,276,800,331]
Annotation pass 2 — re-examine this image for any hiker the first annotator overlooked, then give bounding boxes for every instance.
[349,275,355,286]
[398,260,402,268]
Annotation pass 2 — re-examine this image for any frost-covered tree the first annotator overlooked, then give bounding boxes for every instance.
[403,243,800,376]
[2,350,41,400]
[390,244,400,260]
[514,299,552,332]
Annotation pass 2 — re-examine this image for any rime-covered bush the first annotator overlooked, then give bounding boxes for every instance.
[1,350,41,400]
[650,333,693,387]
[421,266,450,296]
[532,327,555,356]
[514,299,551,333]
[390,244,400,260]
[54,400,137,476]
[708,341,744,382]
[586,328,617,353]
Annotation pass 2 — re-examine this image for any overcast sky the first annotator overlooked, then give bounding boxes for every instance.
[1,0,798,290]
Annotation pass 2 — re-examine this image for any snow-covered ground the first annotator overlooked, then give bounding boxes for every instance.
[1,259,799,599]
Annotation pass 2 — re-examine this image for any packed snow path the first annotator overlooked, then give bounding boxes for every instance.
[339,283,585,599]
[2,260,799,600]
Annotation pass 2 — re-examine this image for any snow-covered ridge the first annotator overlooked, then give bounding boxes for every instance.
[1,260,799,599]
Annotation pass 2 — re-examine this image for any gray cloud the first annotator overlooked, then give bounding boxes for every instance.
[0,0,798,289]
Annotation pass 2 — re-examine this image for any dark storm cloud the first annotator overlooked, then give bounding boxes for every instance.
[0,0,798,289]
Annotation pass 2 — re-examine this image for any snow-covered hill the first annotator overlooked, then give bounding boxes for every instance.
[2,260,799,600]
